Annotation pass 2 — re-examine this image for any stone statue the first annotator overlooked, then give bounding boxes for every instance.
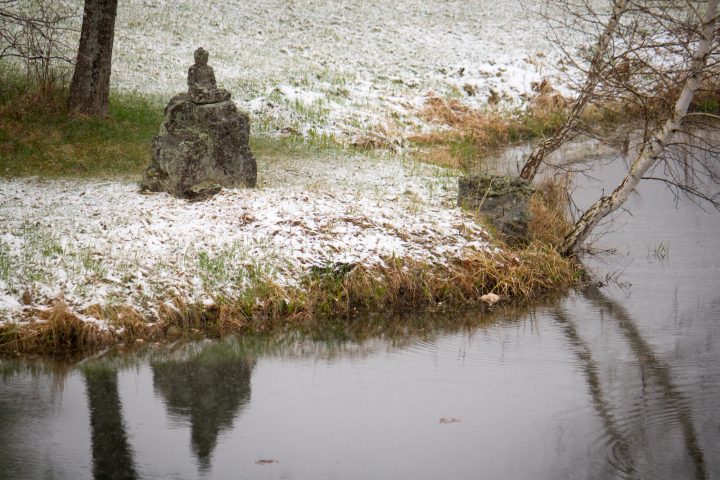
[187,47,231,104]
[140,47,257,198]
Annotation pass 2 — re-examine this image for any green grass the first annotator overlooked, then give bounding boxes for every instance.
[0,87,343,179]
[449,136,482,167]
[0,65,350,179]
[0,240,11,283]
[0,83,163,177]
[693,97,719,115]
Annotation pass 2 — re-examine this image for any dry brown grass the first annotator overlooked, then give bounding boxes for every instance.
[411,90,568,171]
[528,79,568,121]
[350,125,400,150]
[0,245,580,356]
[416,145,463,169]
[413,97,516,149]
[529,175,573,248]
[410,74,720,173]
[0,301,114,354]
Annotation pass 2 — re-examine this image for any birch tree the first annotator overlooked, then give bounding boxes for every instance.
[561,0,719,255]
[519,0,629,181]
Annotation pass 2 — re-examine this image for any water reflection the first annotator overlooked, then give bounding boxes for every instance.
[581,286,708,480]
[150,344,255,471]
[2,133,719,478]
[83,367,138,480]
[0,295,717,480]
[551,305,635,478]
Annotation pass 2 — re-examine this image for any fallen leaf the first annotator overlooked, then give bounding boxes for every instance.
[439,417,462,424]
[480,293,500,305]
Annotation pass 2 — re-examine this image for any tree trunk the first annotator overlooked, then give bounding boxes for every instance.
[67,0,118,117]
[560,0,719,256]
[519,0,628,181]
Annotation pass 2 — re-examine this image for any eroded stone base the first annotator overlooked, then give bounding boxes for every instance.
[141,94,256,198]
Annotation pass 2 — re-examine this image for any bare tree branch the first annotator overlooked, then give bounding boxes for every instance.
[519,0,630,182]
[0,0,78,92]
[561,0,720,255]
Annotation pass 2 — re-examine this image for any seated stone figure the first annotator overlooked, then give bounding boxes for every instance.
[187,47,231,104]
[140,46,257,197]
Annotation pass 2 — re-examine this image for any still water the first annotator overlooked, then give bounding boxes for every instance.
[1,147,719,479]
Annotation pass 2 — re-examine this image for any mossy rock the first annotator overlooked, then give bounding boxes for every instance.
[458,174,534,246]
[140,93,257,198]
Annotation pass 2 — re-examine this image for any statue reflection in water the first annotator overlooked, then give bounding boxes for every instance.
[151,345,255,471]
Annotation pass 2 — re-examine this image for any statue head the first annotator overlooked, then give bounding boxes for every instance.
[194,47,209,66]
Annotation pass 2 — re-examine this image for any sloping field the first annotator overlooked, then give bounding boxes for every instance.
[108,0,567,138]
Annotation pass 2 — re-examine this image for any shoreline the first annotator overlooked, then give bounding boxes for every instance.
[1,0,590,356]
[0,244,576,356]
[0,152,577,356]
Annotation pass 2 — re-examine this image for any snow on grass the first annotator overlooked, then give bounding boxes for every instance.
[0,1,590,329]
[101,0,578,140]
[0,153,493,321]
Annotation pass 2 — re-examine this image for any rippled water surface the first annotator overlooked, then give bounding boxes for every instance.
[1,149,719,479]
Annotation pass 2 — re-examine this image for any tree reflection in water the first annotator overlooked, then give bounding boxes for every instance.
[553,286,708,480]
[582,286,708,480]
[151,344,255,471]
[83,367,138,480]
[551,307,635,478]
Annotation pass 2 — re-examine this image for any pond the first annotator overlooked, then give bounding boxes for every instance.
[1,145,718,479]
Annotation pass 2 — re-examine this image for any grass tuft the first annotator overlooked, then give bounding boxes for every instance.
[411,94,567,171]
[528,176,573,248]
[0,301,113,354]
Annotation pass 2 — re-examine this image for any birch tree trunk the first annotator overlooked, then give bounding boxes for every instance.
[519,0,628,181]
[67,0,118,117]
[560,0,719,256]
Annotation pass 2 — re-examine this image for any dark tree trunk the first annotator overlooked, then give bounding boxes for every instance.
[84,368,138,480]
[68,0,118,117]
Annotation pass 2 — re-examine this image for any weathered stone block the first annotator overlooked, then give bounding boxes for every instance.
[458,174,534,245]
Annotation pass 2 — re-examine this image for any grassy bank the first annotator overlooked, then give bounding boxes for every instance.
[0,73,162,177]
[409,85,568,171]
[5,72,716,180]
[0,73,347,179]
[409,79,720,172]
[0,244,578,356]
[0,73,581,357]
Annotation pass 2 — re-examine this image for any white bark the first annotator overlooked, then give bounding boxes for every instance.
[561,0,719,256]
[519,0,629,181]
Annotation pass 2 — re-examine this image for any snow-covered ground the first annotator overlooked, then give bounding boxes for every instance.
[107,0,573,139]
[2,0,583,324]
[0,153,494,320]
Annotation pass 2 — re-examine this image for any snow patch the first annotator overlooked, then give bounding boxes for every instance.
[102,0,580,140]
[0,154,494,322]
